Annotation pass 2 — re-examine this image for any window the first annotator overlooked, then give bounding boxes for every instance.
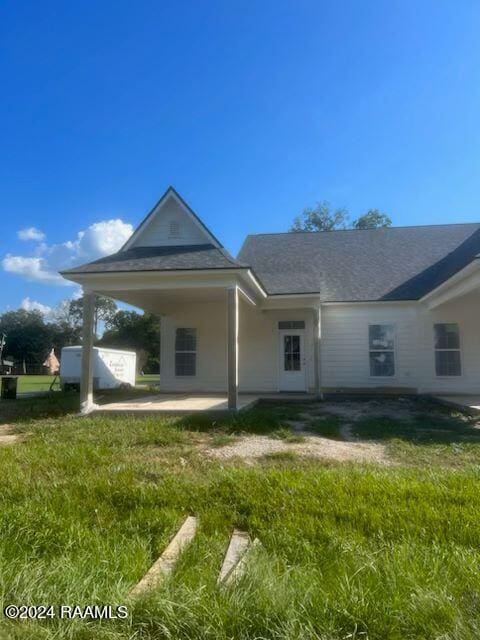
[369,324,395,377]
[175,328,196,376]
[278,320,305,330]
[434,323,461,376]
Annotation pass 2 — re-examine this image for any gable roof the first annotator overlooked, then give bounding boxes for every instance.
[237,223,480,301]
[62,244,246,275]
[121,186,223,251]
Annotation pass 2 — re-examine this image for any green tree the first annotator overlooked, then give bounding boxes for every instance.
[99,310,160,372]
[68,294,117,336]
[353,209,392,229]
[290,201,349,232]
[0,310,52,366]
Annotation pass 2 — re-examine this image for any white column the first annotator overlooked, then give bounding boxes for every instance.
[313,306,323,399]
[227,286,239,410]
[80,289,96,414]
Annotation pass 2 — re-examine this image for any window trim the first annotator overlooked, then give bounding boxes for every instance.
[174,327,197,377]
[433,322,462,378]
[368,323,397,379]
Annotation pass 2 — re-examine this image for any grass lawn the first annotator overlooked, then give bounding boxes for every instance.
[1,395,480,639]
[13,375,159,394]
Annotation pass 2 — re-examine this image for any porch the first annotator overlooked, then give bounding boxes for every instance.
[95,392,318,414]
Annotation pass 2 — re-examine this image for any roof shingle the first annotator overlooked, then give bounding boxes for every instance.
[237,223,480,301]
[62,244,246,275]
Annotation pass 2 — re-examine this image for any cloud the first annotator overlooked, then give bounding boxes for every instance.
[2,256,65,284]
[3,218,133,286]
[20,297,53,316]
[18,227,46,241]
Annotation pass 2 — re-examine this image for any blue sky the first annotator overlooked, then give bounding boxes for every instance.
[1,0,480,315]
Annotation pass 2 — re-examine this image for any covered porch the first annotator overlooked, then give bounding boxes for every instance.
[74,268,268,413]
[64,266,322,414]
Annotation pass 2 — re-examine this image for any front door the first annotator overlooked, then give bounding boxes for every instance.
[278,330,306,391]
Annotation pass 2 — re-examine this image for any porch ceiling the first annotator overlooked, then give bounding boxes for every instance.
[96,286,233,314]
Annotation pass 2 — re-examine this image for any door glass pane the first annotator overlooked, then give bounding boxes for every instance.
[291,335,300,354]
[284,335,301,371]
[291,351,300,370]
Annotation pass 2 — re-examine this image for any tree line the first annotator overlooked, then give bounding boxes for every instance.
[0,296,160,374]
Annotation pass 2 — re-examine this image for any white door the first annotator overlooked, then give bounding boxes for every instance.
[278,331,306,391]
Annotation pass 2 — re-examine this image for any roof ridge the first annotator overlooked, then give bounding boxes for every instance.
[245,221,480,238]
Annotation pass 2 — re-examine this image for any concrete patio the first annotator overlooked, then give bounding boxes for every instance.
[95,392,317,414]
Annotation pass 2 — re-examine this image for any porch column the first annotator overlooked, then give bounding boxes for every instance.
[227,286,239,410]
[313,306,323,399]
[80,289,96,414]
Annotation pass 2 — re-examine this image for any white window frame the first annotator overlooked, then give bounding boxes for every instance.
[174,328,197,377]
[368,323,396,378]
[433,322,462,378]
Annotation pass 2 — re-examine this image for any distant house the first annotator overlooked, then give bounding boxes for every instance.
[61,187,480,412]
[43,348,60,375]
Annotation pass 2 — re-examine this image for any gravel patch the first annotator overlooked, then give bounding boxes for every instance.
[204,433,389,464]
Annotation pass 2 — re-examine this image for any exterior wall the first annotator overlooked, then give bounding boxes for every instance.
[160,291,480,395]
[239,303,316,392]
[321,293,480,394]
[417,291,480,394]
[321,303,419,391]
[160,302,227,392]
[133,197,208,247]
[160,298,316,393]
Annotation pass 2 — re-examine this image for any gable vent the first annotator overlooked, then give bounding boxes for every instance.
[169,220,181,238]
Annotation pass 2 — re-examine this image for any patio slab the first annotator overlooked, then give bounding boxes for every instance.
[95,392,318,414]
[96,393,260,413]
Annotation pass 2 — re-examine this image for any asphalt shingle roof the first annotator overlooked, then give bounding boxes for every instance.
[62,244,246,274]
[237,223,480,301]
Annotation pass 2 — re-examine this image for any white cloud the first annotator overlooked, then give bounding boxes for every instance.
[3,218,133,286]
[20,297,53,316]
[18,226,46,241]
[2,256,65,284]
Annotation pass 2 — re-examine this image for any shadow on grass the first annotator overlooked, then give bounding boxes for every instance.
[175,403,304,437]
[0,392,78,424]
[352,413,480,445]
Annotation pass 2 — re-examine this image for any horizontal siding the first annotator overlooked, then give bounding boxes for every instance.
[417,291,480,393]
[133,197,208,248]
[160,300,316,393]
[321,304,419,389]
[160,292,480,395]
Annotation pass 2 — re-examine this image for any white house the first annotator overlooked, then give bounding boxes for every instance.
[61,187,480,412]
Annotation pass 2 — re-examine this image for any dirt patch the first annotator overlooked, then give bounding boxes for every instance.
[203,433,389,464]
[0,424,24,446]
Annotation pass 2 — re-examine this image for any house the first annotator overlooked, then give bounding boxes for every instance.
[61,187,480,413]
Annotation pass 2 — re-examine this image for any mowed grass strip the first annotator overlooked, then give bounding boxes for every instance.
[1,401,480,638]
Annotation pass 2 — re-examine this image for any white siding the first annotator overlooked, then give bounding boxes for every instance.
[417,291,480,394]
[159,292,480,395]
[160,299,316,393]
[321,303,419,390]
[321,294,480,394]
[160,302,227,392]
[239,304,316,392]
[132,196,210,247]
